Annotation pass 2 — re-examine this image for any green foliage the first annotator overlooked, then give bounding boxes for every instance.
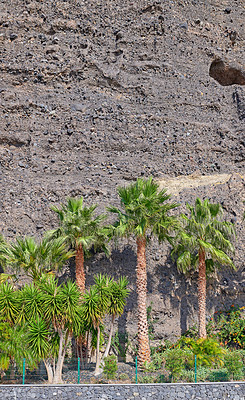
[179,366,209,382]
[138,375,156,383]
[118,372,129,381]
[172,198,236,275]
[110,331,131,360]
[224,351,244,380]
[164,348,192,382]
[147,302,155,341]
[1,237,74,281]
[208,305,245,349]
[0,282,19,324]
[108,276,130,319]
[103,355,118,380]
[182,324,198,338]
[49,197,109,257]
[0,277,83,382]
[142,352,164,372]
[176,337,226,367]
[108,177,179,241]
[0,322,36,372]
[208,368,230,382]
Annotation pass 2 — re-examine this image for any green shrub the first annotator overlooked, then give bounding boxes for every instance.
[208,305,245,349]
[224,351,244,380]
[164,348,192,382]
[103,355,118,380]
[156,374,168,383]
[142,352,164,372]
[138,375,156,383]
[208,368,229,382]
[176,337,226,367]
[179,366,210,383]
[118,373,129,381]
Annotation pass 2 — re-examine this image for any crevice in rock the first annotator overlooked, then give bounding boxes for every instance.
[233,88,245,120]
[209,59,245,86]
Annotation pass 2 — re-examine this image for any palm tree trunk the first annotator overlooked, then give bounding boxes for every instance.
[102,314,116,361]
[75,244,85,293]
[198,248,207,338]
[44,360,54,384]
[94,325,101,376]
[53,330,65,384]
[136,235,151,366]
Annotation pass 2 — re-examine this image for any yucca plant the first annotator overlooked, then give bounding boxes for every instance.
[25,276,83,383]
[81,274,110,375]
[0,322,37,380]
[172,198,236,338]
[102,276,130,361]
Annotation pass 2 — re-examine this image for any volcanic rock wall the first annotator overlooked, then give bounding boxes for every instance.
[0,0,244,341]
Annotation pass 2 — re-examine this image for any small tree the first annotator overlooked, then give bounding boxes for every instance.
[0,277,83,383]
[103,355,118,380]
[102,277,129,361]
[81,275,110,375]
[0,282,36,380]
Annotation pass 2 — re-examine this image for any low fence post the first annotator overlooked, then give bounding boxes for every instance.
[78,357,80,384]
[195,355,197,383]
[135,356,138,384]
[22,358,26,385]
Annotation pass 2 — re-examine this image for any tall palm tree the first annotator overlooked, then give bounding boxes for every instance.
[172,198,236,338]
[49,197,108,293]
[108,177,178,365]
[1,236,74,282]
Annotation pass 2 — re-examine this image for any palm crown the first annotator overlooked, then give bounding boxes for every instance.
[173,198,236,274]
[50,197,108,254]
[108,177,178,239]
[1,236,74,282]
[49,197,108,293]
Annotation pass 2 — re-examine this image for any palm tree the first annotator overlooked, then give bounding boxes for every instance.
[49,197,108,293]
[1,236,74,282]
[172,198,236,338]
[108,177,178,365]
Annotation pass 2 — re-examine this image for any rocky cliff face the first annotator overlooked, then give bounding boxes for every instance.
[0,0,244,341]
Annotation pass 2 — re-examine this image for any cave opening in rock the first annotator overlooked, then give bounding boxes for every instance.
[209,59,245,86]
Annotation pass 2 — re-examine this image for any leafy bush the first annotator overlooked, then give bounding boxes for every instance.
[118,373,129,381]
[179,366,210,383]
[103,355,118,380]
[208,305,245,349]
[138,375,156,383]
[164,348,192,382]
[110,331,131,361]
[176,337,226,367]
[142,352,164,372]
[156,374,168,383]
[208,368,229,382]
[224,351,244,380]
